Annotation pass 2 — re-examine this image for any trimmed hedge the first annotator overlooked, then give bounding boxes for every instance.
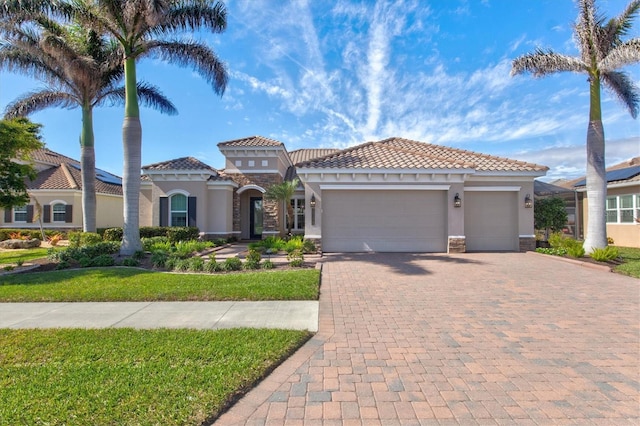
[101,226,200,243]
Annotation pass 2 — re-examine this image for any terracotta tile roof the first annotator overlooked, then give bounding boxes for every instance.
[29,148,80,167]
[142,157,216,172]
[27,163,123,195]
[297,137,547,172]
[379,137,548,172]
[289,149,341,165]
[217,135,283,148]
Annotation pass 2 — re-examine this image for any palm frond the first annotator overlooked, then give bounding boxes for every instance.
[511,49,586,77]
[605,0,640,41]
[161,0,226,33]
[99,82,178,115]
[601,71,640,118]
[144,40,228,95]
[0,41,73,89]
[600,38,640,70]
[4,90,78,118]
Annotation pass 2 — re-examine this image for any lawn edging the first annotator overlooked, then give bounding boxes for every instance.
[526,250,612,272]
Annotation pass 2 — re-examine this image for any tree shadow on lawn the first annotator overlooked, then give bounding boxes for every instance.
[319,252,485,276]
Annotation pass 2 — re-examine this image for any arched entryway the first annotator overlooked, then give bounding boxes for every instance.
[237,185,266,240]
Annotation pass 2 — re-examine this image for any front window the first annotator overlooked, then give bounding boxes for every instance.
[14,205,27,222]
[606,194,639,224]
[170,194,187,227]
[52,203,66,222]
[287,198,305,231]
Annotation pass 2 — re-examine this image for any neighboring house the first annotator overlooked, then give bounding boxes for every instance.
[533,180,578,238]
[571,157,640,248]
[0,148,124,231]
[140,136,548,253]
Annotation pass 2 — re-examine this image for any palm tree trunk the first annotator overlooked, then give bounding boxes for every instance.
[80,105,96,233]
[582,76,607,254]
[120,56,142,255]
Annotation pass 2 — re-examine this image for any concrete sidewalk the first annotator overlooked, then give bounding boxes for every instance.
[0,301,319,331]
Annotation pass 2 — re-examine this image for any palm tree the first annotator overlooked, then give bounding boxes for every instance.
[63,0,228,255]
[264,178,300,236]
[511,0,639,253]
[0,16,177,232]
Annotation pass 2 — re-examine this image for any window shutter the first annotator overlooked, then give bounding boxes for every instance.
[26,205,34,223]
[65,205,73,223]
[43,205,51,223]
[188,197,197,227]
[4,209,12,223]
[159,197,168,226]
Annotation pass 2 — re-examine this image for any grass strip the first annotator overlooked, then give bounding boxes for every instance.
[0,248,50,264]
[0,328,311,425]
[0,268,320,302]
[614,246,640,278]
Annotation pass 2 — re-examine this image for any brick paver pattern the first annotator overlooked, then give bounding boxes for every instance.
[217,252,640,425]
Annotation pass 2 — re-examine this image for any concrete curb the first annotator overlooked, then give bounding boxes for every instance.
[526,250,612,273]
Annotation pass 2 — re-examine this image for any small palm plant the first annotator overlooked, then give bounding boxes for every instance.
[264,178,300,236]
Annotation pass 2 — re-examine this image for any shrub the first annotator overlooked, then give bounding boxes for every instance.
[188,257,205,272]
[287,249,304,267]
[302,239,317,254]
[166,227,200,243]
[84,254,115,267]
[548,232,567,249]
[204,260,222,273]
[173,258,191,272]
[565,241,585,259]
[16,260,24,267]
[143,237,171,253]
[607,237,614,245]
[68,231,102,248]
[122,258,140,267]
[246,249,262,263]
[3,265,15,271]
[164,256,180,271]
[47,234,63,246]
[284,236,304,254]
[249,236,286,252]
[222,257,243,271]
[132,250,145,260]
[262,259,275,270]
[243,260,261,270]
[50,242,120,265]
[151,250,169,268]
[102,228,123,242]
[590,246,619,262]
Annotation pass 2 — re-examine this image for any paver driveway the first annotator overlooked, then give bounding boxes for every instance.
[217,252,639,425]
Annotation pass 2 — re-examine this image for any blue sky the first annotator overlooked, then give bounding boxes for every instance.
[1,0,638,181]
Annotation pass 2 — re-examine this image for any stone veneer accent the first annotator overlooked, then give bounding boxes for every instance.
[229,173,283,237]
[304,237,322,255]
[448,237,466,253]
[519,237,536,252]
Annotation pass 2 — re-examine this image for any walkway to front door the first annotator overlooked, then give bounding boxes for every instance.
[217,252,639,424]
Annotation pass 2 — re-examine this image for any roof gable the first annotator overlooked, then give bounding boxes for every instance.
[218,136,283,148]
[142,157,216,172]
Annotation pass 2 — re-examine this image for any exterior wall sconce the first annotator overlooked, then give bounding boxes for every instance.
[524,194,533,208]
[453,193,462,208]
[310,194,316,225]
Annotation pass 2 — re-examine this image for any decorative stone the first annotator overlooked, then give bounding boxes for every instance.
[519,237,536,252]
[0,238,41,249]
[448,237,466,253]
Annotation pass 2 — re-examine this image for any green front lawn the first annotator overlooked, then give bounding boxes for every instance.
[0,248,50,264]
[1,328,311,425]
[0,268,320,302]
[614,246,640,278]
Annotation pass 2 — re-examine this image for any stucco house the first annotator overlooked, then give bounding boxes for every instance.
[1,148,123,231]
[572,157,640,248]
[139,136,548,253]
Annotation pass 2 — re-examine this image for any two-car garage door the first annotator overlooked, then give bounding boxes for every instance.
[322,189,447,252]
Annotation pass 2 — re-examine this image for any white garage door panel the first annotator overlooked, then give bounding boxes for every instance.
[465,192,518,251]
[323,190,447,252]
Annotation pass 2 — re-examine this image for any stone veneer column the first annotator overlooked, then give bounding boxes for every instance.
[448,237,466,253]
[519,237,536,252]
[230,173,284,238]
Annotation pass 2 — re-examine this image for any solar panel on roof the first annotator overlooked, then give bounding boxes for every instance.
[573,165,640,187]
[68,164,122,186]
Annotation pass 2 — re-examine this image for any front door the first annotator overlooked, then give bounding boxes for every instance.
[250,197,263,239]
